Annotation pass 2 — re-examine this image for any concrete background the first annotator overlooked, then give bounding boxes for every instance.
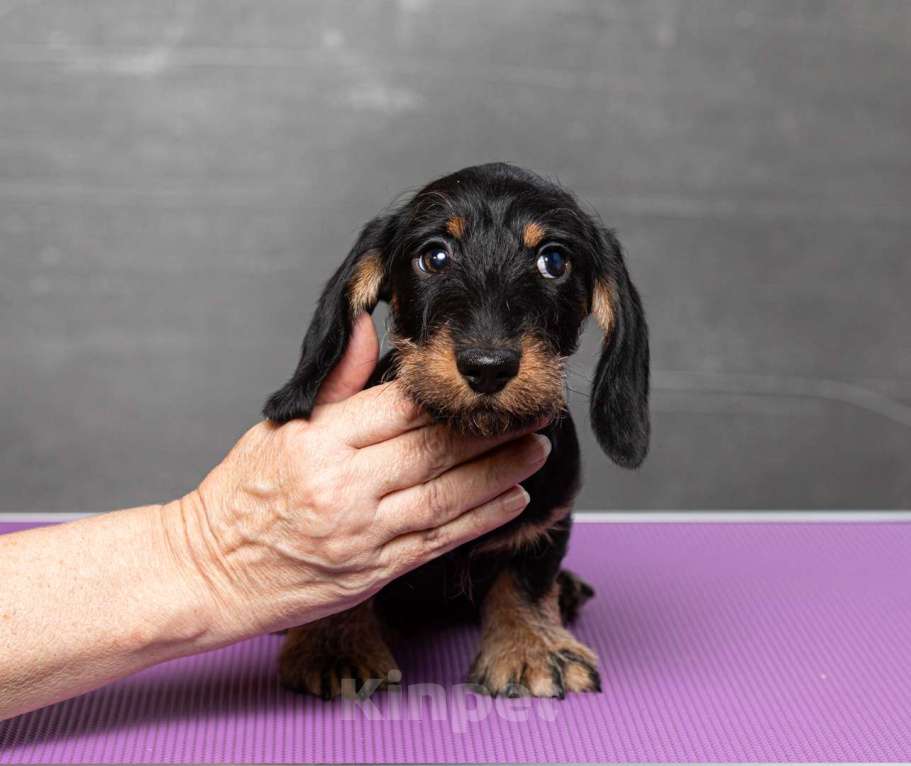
[1,0,909,512]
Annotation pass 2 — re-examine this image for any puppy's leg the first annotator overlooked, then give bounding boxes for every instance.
[279,600,398,700]
[469,569,601,698]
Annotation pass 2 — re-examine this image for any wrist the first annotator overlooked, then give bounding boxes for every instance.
[153,493,256,652]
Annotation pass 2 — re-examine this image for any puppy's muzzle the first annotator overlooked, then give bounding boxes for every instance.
[456,347,520,395]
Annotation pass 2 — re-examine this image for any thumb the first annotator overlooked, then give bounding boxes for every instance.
[315,312,380,405]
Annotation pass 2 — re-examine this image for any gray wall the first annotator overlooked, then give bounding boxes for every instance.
[2,0,910,512]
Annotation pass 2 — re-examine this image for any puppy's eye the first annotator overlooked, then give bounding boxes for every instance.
[536,246,569,279]
[416,244,451,274]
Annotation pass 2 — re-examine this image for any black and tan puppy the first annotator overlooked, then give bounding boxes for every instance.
[264,162,649,699]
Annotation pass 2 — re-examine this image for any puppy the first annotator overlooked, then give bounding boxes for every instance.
[264,162,649,699]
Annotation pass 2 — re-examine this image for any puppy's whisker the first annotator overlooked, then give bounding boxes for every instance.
[379,321,393,354]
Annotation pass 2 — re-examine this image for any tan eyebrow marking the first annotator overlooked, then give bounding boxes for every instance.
[446,216,465,239]
[522,221,546,248]
[348,250,384,315]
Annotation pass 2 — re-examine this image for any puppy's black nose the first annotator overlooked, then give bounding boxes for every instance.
[456,348,520,394]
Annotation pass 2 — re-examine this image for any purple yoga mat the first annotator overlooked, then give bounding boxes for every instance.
[1,519,910,763]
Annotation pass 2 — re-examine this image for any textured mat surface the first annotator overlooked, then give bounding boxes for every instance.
[1,520,910,763]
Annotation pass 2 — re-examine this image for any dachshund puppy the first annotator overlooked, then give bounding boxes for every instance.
[265,162,649,699]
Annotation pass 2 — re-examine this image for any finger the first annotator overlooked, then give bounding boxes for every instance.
[324,382,432,448]
[315,313,380,406]
[375,433,551,539]
[358,417,549,496]
[381,484,531,575]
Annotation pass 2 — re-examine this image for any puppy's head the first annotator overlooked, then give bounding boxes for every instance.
[265,163,649,467]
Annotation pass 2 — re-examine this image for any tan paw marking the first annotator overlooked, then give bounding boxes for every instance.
[279,601,399,700]
[469,572,601,698]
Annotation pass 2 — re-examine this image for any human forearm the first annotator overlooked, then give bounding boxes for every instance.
[0,502,220,720]
[0,378,546,721]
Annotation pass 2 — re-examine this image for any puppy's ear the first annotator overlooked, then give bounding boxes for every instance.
[589,228,650,468]
[263,215,394,422]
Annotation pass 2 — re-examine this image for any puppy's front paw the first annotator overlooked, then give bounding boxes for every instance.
[279,603,399,700]
[469,629,601,698]
[280,646,399,700]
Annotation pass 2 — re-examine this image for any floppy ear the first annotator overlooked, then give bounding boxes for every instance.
[589,229,650,468]
[263,216,394,422]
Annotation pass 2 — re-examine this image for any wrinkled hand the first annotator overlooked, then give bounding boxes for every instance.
[168,315,550,637]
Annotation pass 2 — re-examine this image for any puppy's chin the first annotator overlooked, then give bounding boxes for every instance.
[405,391,562,438]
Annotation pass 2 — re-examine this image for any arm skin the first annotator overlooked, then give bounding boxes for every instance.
[0,502,223,719]
[0,315,550,721]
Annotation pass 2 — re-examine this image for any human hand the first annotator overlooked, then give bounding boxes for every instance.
[163,314,550,641]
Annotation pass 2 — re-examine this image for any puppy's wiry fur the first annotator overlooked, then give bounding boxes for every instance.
[266,163,650,698]
[470,571,600,698]
[393,329,565,437]
[279,601,398,700]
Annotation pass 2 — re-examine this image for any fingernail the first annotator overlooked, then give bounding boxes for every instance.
[530,433,552,462]
[505,485,531,511]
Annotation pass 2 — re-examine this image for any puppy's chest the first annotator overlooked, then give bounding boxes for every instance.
[376,413,580,623]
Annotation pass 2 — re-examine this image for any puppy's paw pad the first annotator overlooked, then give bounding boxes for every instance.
[469,632,600,698]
